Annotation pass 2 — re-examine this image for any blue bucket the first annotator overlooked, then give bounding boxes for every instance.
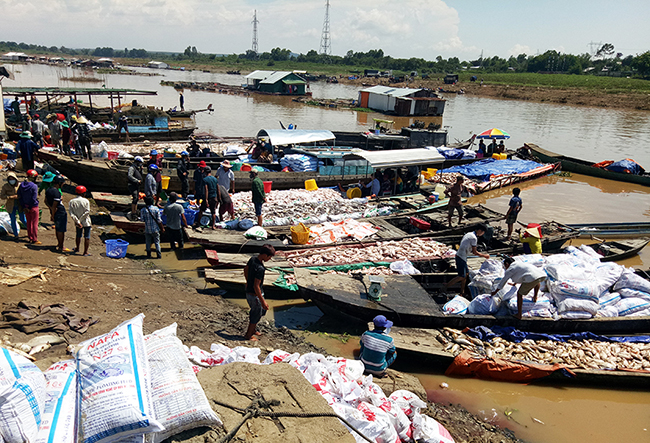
[105,239,129,258]
[184,209,197,226]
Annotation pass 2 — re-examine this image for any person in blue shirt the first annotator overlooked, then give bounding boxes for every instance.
[140,196,164,259]
[359,315,397,377]
[505,187,522,239]
[361,172,381,197]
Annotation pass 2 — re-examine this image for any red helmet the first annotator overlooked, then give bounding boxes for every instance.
[76,185,87,195]
[26,169,38,177]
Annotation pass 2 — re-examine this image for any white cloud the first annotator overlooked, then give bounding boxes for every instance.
[508,44,531,57]
[0,0,475,59]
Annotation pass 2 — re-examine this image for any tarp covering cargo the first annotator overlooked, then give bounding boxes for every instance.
[445,350,575,382]
[443,158,543,181]
[605,159,645,175]
[465,325,650,344]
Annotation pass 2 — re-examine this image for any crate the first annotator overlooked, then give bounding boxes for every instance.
[105,239,129,259]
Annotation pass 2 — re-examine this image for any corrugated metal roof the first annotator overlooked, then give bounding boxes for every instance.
[260,71,294,84]
[359,85,421,97]
[257,129,335,146]
[3,87,157,96]
[342,148,445,168]
[245,70,273,80]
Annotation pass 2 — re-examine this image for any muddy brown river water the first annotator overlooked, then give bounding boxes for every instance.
[8,63,650,442]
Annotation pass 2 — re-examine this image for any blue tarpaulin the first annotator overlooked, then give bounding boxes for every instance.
[443,158,543,182]
[605,159,644,175]
[436,147,465,160]
[465,325,650,344]
[3,98,12,112]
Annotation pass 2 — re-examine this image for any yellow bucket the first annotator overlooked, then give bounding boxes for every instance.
[161,175,170,190]
[346,187,362,199]
[290,223,311,245]
[305,179,318,191]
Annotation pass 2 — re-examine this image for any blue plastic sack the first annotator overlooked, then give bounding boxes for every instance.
[238,219,254,231]
[605,159,644,175]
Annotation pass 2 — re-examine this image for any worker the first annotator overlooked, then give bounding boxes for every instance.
[243,244,276,341]
[192,160,207,226]
[147,150,162,202]
[361,172,381,197]
[69,186,92,256]
[492,256,547,319]
[127,156,144,221]
[145,164,160,205]
[202,166,219,230]
[445,175,466,227]
[250,170,266,227]
[359,315,397,377]
[31,114,46,148]
[176,151,191,199]
[45,175,68,252]
[519,226,542,254]
[17,170,40,244]
[505,187,522,239]
[141,196,164,259]
[0,172,25,239]
[16,131,39,171]
[163,192,188,250]
[216,160,235,193]
[445,224,490,295]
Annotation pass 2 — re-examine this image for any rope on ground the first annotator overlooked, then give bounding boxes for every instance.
[212,397,374,443]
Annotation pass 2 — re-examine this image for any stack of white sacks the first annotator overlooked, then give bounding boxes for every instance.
[0,313,454,443]
[451,245,650,319]
[279,154,322,172]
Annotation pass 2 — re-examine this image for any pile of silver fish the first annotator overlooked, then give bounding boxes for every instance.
[232,189,389,226]
[1,333,66,360]
[324,267,395,276]
[100,141,248,156]
[437,328,650,371]
[285,238,453,266]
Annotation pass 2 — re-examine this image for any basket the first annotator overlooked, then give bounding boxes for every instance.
[290,223,310,245]
[161,175,170,190]
[105,239,129,259]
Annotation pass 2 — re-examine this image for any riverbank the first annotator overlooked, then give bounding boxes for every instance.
[0,169,521,443]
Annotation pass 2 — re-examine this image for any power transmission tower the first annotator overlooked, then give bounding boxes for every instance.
[587,41,602,58]
[251,10,259,54]
[319,0,331,56]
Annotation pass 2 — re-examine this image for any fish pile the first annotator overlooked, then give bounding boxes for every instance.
[1,333,66,360]
[99,141,249,156]
[285,238,453,266]
[324,267,394,276]
[232,188,392,226]
[436,327,650,371]
[426,172,479,194]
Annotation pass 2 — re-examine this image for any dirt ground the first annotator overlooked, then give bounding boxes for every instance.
[337,76,650,112]
[0,169,522,443]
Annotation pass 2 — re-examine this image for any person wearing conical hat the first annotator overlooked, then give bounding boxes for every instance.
[518,225,542,254]
[16,131,39,171]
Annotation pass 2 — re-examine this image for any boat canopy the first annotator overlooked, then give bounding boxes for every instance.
[342,148,445,168]
[256,129,335,146]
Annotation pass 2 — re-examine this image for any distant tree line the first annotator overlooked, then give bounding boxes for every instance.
[1,40,649,78]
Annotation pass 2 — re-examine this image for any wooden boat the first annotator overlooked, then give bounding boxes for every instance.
[521,143,650,187]
[390,327,650,389]
[294,267,650,334]
[90,127,195,143]
[110,212,146,235]
[204,268,298,299]
[92,192,142,211]
[185,204,505,252]
[580,238,650,262]
[566,222,650,239]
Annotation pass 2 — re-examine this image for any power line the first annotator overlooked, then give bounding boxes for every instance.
[251,10,259,54]
[319,0,331,56]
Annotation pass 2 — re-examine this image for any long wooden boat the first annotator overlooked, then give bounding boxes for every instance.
[521,143,650,186]
[90,127,195,143]
[186,205,505,252]
[566,222,650,239]
[204,268,298,299]
[580,238,649,262]
[390,327,650,388]
[294,267,650,334]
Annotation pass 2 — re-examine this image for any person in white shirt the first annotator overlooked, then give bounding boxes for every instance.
[69,186,92,255]
[445,224,490,295]
[216,160,235,193]
[492,256,547,319]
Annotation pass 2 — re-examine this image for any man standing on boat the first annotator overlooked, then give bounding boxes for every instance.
[145,164,160,205]
[117,114,130,142]
[216,160,235,193]
[176,151,191,199]
[445,224,490,296]
[179,92,185,111]
[16,131,39,171]
[250,170,266,227]
[46,114,62,151]
[147,150,162,203]
[192,160,207,226]
[492,256,547,319]
[127,156,144,220]
[243,244,275,341]
[445,175,466,227]
[31,114,46,148]
[359,315,397,377]
[505,187,522,238]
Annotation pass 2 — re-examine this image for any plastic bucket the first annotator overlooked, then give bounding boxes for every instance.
[304,179,318,191]
[263,181,272,193]
[107,151,119,160]
[241,164,252,172]
[346,187,362,199]
[161,175,170,190]
[184,209,197,226]
[105,239,129,259]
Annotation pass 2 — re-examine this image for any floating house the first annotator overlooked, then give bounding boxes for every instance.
[1,52,29,61]
[358,85,445,116]
[245,70,308,95]
[148,61,170,69]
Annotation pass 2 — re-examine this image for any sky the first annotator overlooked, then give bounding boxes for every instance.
[0,0,648,60]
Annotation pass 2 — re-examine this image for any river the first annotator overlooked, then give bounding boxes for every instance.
[7,63,650,443]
